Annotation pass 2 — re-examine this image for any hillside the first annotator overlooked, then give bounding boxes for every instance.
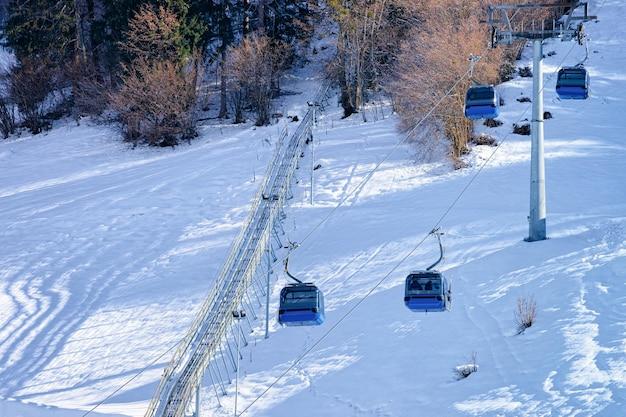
[1,1,625,417]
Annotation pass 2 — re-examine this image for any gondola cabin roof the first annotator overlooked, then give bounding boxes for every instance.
[465,85,497,99]
[281,282,319,290]
[407,270,443,277]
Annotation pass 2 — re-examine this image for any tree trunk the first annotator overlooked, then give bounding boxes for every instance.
[257,0,265,33]
[243,0,250,35]
[219,51,228,118]
[74,0,92,63]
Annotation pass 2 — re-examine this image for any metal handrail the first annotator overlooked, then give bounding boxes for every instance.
[145,81,331,417]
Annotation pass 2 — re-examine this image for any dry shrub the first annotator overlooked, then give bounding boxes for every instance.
[65,61,110,117]
[110,59,198,146]
[453,351,478,380]
[513,123,530,135]
[390,0,504,161]
[470,133,497,146]
[515,295,537,334]
[9,59,54,134]
[225,35,289,126]
[0,75,16,139]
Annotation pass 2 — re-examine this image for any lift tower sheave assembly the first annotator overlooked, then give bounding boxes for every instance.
[486,1,595,242]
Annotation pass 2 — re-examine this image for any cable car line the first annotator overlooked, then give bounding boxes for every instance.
[238,37,587,416]
[88,37,582,417]
[83,15,591,416]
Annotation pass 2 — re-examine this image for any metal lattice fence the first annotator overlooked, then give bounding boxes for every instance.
[145,81,331,417]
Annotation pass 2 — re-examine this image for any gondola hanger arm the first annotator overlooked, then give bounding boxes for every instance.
[284,257,302,284]
[426,228,445,271]
[468,54,482,85]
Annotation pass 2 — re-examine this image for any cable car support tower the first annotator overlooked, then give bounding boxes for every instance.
[486,1,595,241]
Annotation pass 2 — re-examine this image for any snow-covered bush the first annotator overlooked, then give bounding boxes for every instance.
[470,133,498,146]
[454,352,479,380]
[513,123,531,135]
[515,295,537,334]
[483,118,503,128]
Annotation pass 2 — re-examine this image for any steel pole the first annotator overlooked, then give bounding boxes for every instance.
[310,106,316,205]
[264,248,271,339]
[234,314,241,417]
[195,381,200,417]
[528,39,547,242]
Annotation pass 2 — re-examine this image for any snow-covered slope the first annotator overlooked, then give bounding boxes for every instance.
[202,3,626,417]
[1,2,625,417]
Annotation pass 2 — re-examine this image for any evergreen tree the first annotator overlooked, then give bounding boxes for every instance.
[5,0,75,63]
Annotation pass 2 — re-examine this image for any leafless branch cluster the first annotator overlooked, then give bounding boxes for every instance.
[225,35,290,126]
[9,59,54,134]
[109,6,200,146]
[121,5,185,63]
[0,75,16,139]
[515,295,537,334]
[110,59,199,146]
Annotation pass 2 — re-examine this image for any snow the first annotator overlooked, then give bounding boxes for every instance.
[1,2,626,417]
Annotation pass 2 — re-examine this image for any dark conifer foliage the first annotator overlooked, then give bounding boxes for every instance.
[1,0,318,139]
[5,0,75,63]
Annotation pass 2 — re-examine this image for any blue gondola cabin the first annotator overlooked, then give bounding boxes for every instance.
[464,85,500,120]
[278,283,325,326]
[404,271,451,312]
[556,67,589,100]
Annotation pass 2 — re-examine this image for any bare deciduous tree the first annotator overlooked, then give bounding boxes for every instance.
[110,5,200,146]
[225,35,289,126]
[110,59,198,146]
[65,61,110,118]
[389,0,504,161]
[9,59,54,134]
[330,0,401,117]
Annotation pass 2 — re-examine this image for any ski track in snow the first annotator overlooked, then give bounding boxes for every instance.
[2,3,626,417]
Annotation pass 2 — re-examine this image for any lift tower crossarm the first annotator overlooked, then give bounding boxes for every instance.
[485,1,595,242]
